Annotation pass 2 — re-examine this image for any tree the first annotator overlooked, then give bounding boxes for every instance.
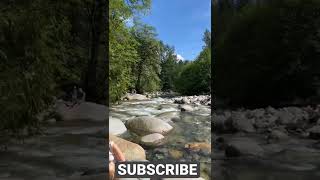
[109,0,151,102]
[131,23,161,93]
[175,30,211,95]
[159,42,178,91]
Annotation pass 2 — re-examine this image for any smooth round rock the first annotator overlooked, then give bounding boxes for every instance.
[109,117,127,136]
[140,133,165,146]
[125,116,173,135]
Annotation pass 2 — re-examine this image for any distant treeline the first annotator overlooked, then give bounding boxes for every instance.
[110,0,211,102]
[213,0,320,108]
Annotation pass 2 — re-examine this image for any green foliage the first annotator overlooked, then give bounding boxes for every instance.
[175,30,211,95]
[132,23,161,93]
[0,0,72,132]
[109,0,152,101]
[159,43,178,91]
[215,0,320,107]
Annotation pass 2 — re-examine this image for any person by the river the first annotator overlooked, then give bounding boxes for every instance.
[109,140,126,180]
[66,86,86,108]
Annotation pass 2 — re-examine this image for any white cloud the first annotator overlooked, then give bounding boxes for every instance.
[176,54,185,61]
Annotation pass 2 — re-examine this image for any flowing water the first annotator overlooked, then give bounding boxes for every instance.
[110,97,212,179]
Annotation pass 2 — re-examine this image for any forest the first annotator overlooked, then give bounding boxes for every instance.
[109,0,211,102]
[213,0,320,108]
[0,0,211,133]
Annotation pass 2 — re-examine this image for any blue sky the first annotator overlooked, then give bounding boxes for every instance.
[140,0,211,61]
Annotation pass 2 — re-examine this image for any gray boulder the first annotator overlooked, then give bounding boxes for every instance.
[125,116,173,136]
[54,101,107,122]
[109,117,127,136]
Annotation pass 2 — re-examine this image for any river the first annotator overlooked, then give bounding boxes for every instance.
[110,96,212,179]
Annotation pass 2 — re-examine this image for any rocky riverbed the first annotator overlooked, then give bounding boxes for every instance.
[0,101,108,180]
[213,106,320,180]
[110,93,211,180]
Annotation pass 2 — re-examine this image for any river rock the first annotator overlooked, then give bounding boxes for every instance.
[225,137,264,157]
[275,107,308,126]
[125,116,173,135]
[54,101,107,122]
[156,111,180,122]
[140,133,165,146]
[307,126,320,139]
[109,117,127,136]
[185,142,211,153]
[110,134,146,160]
[124,93,148,101]
[269,129,289,140]
[168,149,184,159]
[179,104,194,112]
[231,112,255,133]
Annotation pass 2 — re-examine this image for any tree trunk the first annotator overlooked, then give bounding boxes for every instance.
[84,0,106,102]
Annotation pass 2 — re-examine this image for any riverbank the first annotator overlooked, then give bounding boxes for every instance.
[0,100,107,179]
[213,105,320,180]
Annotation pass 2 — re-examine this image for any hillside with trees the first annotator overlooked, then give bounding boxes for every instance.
[214,0,320,108]
[0,0,211,133]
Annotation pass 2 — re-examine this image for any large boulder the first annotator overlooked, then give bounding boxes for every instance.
[54,101,107,122]
[125,116,173,136]
[140,133,165,147]
[225,137,264,157]
[109,134,146,161]
[109,117,127,136]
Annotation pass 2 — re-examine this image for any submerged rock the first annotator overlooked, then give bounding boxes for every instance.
[156,111,180,122]
[168,149,184,159]
[185,142,211,153]
[225,137,264,157]
[140,133,165,147]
